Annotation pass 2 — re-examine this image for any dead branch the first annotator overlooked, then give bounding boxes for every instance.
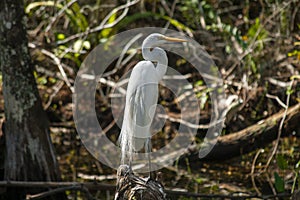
[0,180,115,191]
[0,179,292,199]
[25,185,94,200]
[114,165,166,200]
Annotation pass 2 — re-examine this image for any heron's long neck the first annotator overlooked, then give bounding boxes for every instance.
[142,47,168,81]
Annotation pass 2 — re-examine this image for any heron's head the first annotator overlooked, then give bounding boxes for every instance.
[142,33,187,48]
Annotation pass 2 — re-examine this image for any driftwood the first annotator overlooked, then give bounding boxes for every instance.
[188,102,300,161]
[114,165,166,200]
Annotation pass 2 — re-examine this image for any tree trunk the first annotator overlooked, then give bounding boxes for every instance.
[0,0,64,199]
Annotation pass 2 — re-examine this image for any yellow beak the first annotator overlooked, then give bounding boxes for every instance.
[162,36,187,42]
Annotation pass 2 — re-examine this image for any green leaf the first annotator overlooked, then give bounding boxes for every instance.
[73,39,84,53]
[194,177,203,184]
[161,16,193,36]
[199,93,208,109]
[100,10,117,38]
[286,86,294,95]
[274,172,285,193]
[70,2,88,31]
[296,160,300,169]
[83,41,91,50]
[37,76,47,85]
[56,33,65,40]
[195,80,203,86]
[277,155,288,170]
[247,18,268,46]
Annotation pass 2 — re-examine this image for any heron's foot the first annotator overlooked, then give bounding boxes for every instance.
[144,172,155,185]
[117,164,132,177]
[144,176,152,185]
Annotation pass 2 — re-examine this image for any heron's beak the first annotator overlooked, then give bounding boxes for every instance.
[162,36,187,42]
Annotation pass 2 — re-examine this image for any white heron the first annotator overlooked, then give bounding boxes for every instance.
[119,33,186,178]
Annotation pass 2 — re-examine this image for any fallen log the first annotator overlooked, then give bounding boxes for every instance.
[188,102,300,161]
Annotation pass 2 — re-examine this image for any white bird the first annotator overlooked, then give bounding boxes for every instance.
[119,33,186,177]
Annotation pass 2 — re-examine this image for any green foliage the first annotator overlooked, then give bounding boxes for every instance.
[288,40,300,62]
[26,1,88,31]
[277,155,288,170]
[179,0,201,28]
[246,18,268,51]
[161,15,193,35]
[100,10,118,38]
[274,172,285,193]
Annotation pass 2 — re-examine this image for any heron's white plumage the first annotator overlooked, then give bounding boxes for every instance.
[119,33,186,166]
[120,61,159,164]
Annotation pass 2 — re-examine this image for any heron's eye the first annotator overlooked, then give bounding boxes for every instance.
[150,47,154,51]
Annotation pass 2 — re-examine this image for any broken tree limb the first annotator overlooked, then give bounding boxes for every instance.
[114,165,166,200]
[188,102,300,161]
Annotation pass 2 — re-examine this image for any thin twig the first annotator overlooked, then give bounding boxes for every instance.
[40,49,74,93]
[162,0,178,29]
[45,0,78,33]
[157,113,214,129]
[102,33,142,77]
[44,80,65,110]
[26,185,94,200]
[266,172,278,199]
[29,41,75,92]
[264,79,294,170]
[291,1,300,31]
[266,93,288,109]
[250,149,264,196]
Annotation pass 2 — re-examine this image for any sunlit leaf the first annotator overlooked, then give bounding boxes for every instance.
[195,80,203,86]
[83,41,91,50]
[296,161,300,169]
[70,2,88,31]
[73,39,83,53]
[162,16,193,36]
[194,177,203,184]
[100,10,117,38]
[56,33,65,40]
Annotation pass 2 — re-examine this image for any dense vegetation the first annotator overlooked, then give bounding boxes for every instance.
[1,0,299,199]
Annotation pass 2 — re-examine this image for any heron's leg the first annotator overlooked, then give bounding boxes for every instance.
[145,138,153,179]
[129,157,132,171]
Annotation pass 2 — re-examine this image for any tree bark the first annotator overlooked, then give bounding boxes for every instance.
[0,0,64,199]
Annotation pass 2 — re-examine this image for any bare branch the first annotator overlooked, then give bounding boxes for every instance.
[45,0,78,33]
[40,49,74,93]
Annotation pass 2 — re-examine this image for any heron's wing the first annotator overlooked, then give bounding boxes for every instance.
[128,87,145,151]
[128,83,158,151]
